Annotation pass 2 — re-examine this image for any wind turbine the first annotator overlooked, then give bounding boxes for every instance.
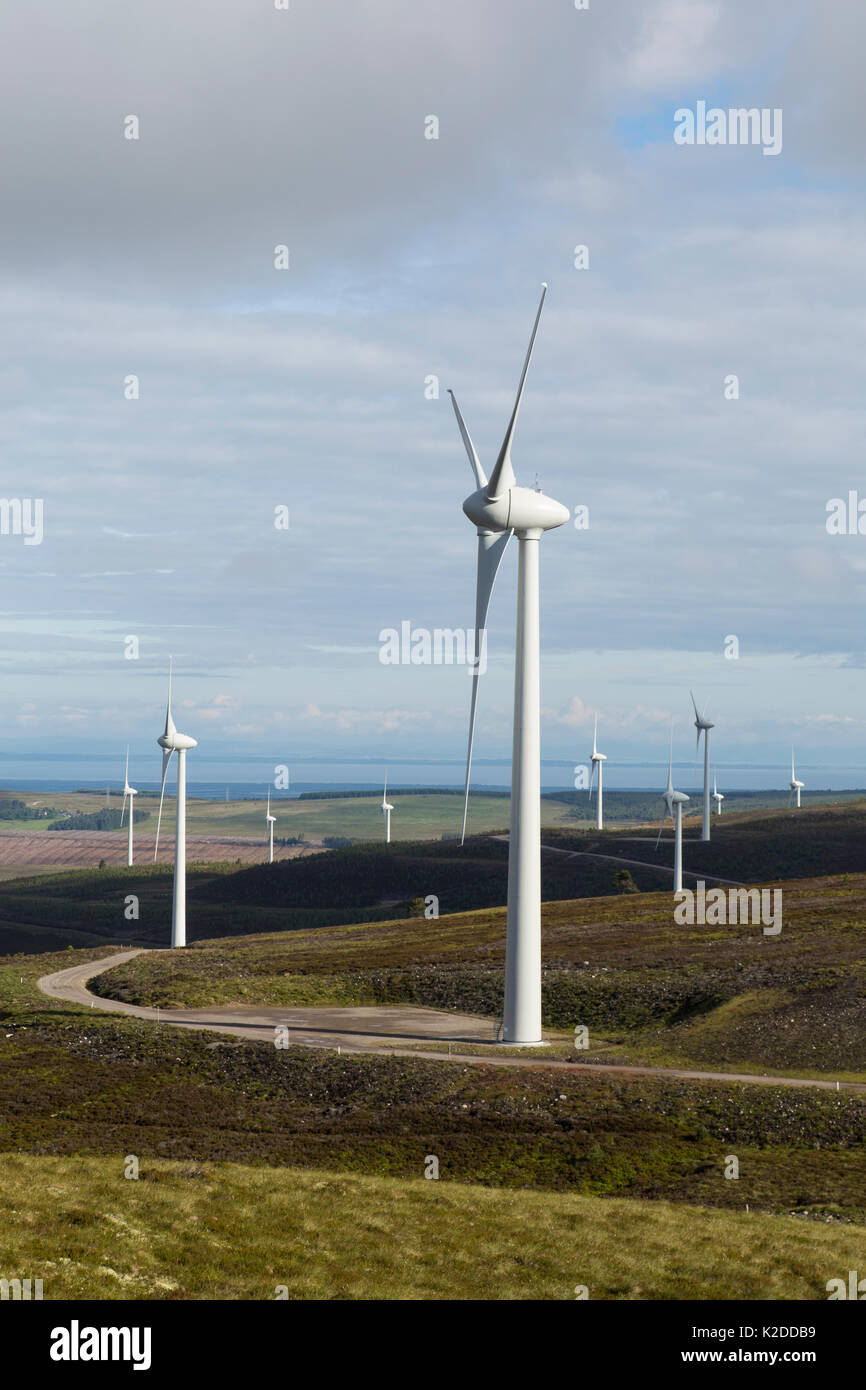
[656,727,690,892]
[153,661,197,949]
[789,748,804,808]
[449,283,569,1044]
[690,690,714,842]
[119,747,138,867]
[265,788,276,864]
[589,715,606,831]
[382,774,394,843]
[712,768,724,815]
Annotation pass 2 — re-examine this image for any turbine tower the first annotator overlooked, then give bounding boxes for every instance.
[589,715,606,831]
[382,774,394,843]
[712,768,724,815]
[265,788,276,864]
[690,690,714,842]
[656,728,690,892]
[789,748,804,808]
[449,283,569,1044]
[153,661,197,949]
[119,747,138,868]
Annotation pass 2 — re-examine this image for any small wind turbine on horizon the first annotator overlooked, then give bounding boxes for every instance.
[153,660,197,949]
[265,788,276,864]
[789,748,805,808]
[449,283,570,1044]
[712,768,724,815]
[690,690,714,842]
[589,715,606,831]
[382,774,394,843]
[656,726,689,893]
[119,747,138,868]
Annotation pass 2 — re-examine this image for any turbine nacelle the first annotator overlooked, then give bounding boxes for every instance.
[462,484,570,536]
[158,731,198,751]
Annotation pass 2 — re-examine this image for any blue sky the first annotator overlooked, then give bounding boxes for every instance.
[1,0,865,789]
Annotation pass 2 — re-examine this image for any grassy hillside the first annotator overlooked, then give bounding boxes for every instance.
[6,799,866,956]
[0,1152,862,1300]
[94,870,866,1079]
[4,947,866,1221]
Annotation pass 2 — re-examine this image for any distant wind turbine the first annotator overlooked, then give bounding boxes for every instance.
[589,715,606,831]
[449,282,569,1044]
[712,768,724,815]
[266,788,276,864]
[690,690,714,842]
[153,660,197,948]
[382,774,394,843]
[119,747,138,867]
[789,748,804,808]
[656,727,689,892]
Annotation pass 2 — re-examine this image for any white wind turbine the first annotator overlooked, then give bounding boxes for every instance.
[589,715,606,831]
[382,774,394,843]
[153,661,197,949]
[690,690,714,842]
[789,748,804,808]
[712,768,724,815]
[656,727,690,892]
[119,747,138,867]
[265,788,276,864]
[449,283,569,1044]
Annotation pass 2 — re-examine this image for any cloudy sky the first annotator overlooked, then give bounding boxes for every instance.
[1,0,864,788]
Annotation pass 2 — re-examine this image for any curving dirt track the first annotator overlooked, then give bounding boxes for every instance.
[37,951,866,1093]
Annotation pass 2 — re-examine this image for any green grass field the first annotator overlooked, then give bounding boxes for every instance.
[1,1152,863,1300]
[6,785,866,843]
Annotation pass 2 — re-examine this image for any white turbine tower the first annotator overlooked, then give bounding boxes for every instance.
[153,661,197,949]
[712,769,724,815]
[382,774,394,843]
[789,748,804,808]
[265,788,276,864]
[589,715,606,831]
[119,747,138,868]
[449,283,569,1044]
[656,728,690,892]
[690,690,714,842]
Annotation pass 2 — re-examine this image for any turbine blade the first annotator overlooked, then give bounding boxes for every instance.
[448,391,487,491]
[163,658,177,740]
[690,689,700,722]
[589,761,596,800]
[654,814,667,851]
[460,529,512,844]
[120,791,127,826]
[592,714,598,759]
[153,748,174,861]
[666,722,674,795]
[486,283,547,501]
